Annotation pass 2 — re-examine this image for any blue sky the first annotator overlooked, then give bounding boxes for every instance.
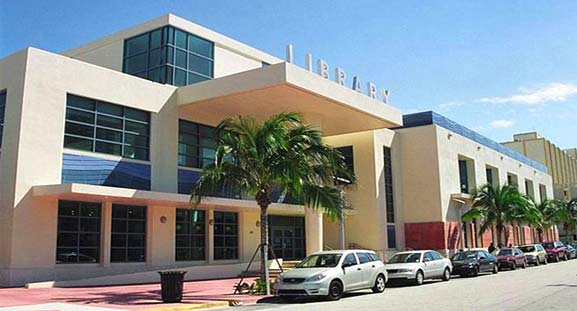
[1,1,576,148]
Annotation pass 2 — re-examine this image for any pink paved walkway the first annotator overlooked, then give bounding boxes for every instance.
[0,278,266,310]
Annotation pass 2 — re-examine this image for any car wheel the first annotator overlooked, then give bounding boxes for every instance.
[372,274,386,293]
[414,270,424,286]
[492,264,499,274]
[535,258,540,266]
[442,268,451,281]
[472,265,479,277]
[327,280,344,301]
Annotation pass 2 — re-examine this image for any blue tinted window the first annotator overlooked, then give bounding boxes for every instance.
[178,119,215,168]
[123,27,214,86]
[0,91,6,148]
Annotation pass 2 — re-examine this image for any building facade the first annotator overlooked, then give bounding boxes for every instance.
[393,112,555,255]
[502,132,577,201]
[0,14,556,287]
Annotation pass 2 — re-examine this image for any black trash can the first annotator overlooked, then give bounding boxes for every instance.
[158,270,187,303]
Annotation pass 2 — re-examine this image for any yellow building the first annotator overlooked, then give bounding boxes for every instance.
[502,132,577,200]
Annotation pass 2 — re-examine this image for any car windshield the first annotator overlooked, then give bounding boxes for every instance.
[452,251,477,261]
[296,254,342,268]
[387,253,421,264]
[542,243,555,249]
[498,249,513,256]
[519,246,535,253]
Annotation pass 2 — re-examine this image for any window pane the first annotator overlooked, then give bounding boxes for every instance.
[150,29,162,49]
[124,133,148,147]
[65,122,94,138]
[96,128,123,143]
[125,33,149,56]
[175,29,188,49]
[188,72,210,85]
[64,135,93,151]
[175,49,187,68]
[188,35,213,58]
[124,53,148,74]
[188,54,213,77]
[97,115,123,130]
[125,108,149,122]
[165,66,174,84]
[67,108,95,124]
[98,102,123,116]
[148,48,163,67]
[125,121,148,136]
[175,69,187,86]
[123,145,149,161]
[147,67,164,83]
[67,95,96,110]
[95,141,122,156]
[111,204,146,263]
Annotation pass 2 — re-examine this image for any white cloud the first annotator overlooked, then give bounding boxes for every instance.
[438,101,463,110]
[476,83,577,105]
[490,120,515,128]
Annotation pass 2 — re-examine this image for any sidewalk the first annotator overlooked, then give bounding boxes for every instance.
[0,278,265,310]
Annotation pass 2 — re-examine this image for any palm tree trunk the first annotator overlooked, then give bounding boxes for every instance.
[496,225,504,246]
[537,228,543,243]
[259,206,270,295]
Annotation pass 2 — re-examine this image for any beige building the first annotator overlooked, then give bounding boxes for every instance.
[0,14,402,287]
[502,132,577,200]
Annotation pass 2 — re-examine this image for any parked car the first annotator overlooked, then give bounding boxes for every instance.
[566,245,577,259]
[386,250,452,285]
[451,250,499,276]
[518,244,548,265]
[497,248,527,270]
[542,241,568,262]
[274,250,387,301]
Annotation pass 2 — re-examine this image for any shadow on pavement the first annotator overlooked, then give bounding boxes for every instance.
[257,292,373,304]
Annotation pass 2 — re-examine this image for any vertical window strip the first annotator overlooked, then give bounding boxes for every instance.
[110,204,147,263]
[213,211,239,260]
[0,91,6,149]
[175,209,206,261]
[384,146,395,223]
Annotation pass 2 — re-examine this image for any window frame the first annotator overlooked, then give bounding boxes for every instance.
[110,204,147,263]
[213,211,239,260]
[175,209,207,261]
[56,200,102,264]
[178,119,216,169]
[64,94,150,161]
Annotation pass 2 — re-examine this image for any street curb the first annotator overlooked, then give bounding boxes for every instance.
[139,301,231,311]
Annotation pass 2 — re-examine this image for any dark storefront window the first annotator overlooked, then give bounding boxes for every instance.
[111,204,147,262]
[213,211,238,260]
[123,26,214,86]
[175,209,206,261]
[56,200,101,264]
[459,160,469,193]
[384,147,395,223]
[64,94,150,161]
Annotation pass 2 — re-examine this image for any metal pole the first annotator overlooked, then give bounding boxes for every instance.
[338,186,346,249]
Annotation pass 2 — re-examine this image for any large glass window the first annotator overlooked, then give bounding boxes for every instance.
[387,224,397,249]
[123,26,214,86]
[175,209,206,261]
[56,200,101,264]
[64,94,150,161]
[0,91,6,148]
[178,119,216,168]
[213,211,238,260]
[459,160,469,193]
[384,147,395,223]
[111,204,147,262]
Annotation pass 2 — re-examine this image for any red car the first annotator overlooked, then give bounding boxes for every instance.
[497,248,527,270]
[542,241,569,262]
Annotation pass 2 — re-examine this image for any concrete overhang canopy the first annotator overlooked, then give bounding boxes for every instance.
[32,184,303,214]
[451,193,474,205]
[177,63,403,135]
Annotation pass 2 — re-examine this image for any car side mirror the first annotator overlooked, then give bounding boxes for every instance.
[423,258,431,263]
[342,262,352,268]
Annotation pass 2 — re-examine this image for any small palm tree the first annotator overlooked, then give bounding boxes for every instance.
[191,112,356,295]
[532,199,562,242]
[462,184,531,245]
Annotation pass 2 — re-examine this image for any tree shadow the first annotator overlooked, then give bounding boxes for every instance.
[256,291,373,304]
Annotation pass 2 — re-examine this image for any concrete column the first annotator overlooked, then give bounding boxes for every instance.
[147,206,175,266]
[101,202,112,267]
[207,209,215,264]
[305,208,323,254]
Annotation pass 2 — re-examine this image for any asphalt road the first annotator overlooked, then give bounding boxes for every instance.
[225,258,577,311]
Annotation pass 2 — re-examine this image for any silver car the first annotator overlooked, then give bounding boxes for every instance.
[274,250,387,301]
[386,250,452,285]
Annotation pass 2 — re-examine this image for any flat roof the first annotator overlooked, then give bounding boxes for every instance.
[399,111,548,173]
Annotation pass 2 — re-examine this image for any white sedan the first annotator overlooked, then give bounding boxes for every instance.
[386,250,452,285]
[274,250,387,301]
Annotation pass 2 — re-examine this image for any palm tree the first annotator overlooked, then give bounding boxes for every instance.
[462,184,532,246]
[190,112,356,295]
[531,199,561,242]
[556,198,577,236]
